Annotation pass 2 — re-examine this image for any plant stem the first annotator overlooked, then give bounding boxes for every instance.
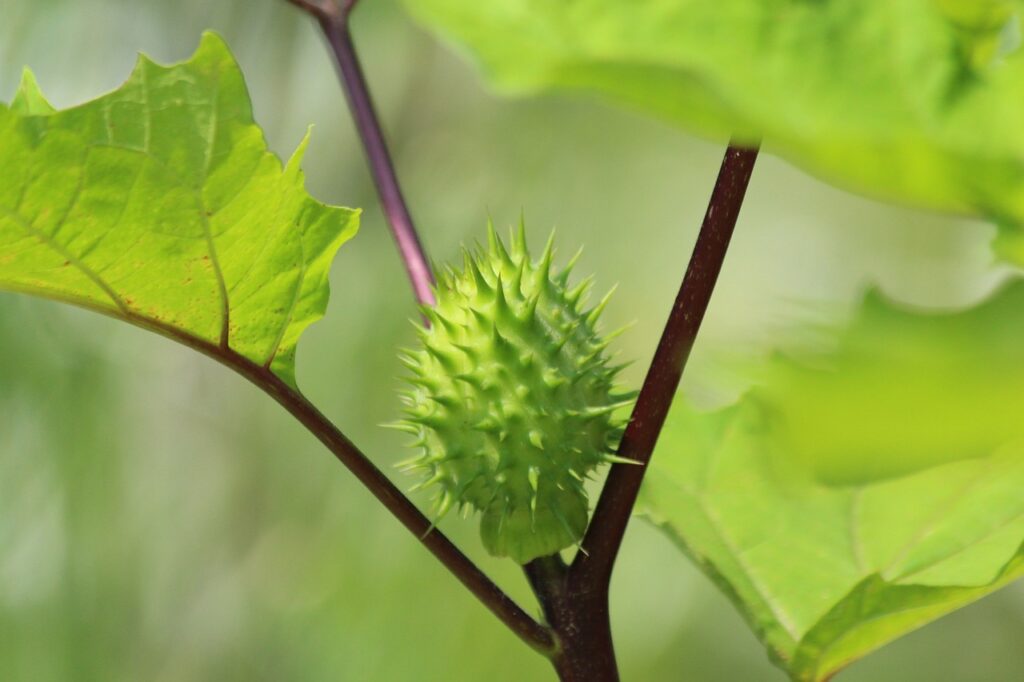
[573,145,759,590]
[525,557,618,682]
[525,144,758,681]
[233,353,554,653]
[119,304,553,650]
[288,0,436,305]
[291,2,759,675]
[286,0,560,658]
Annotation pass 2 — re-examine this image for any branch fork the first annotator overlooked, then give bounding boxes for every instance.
[286,0,759,677]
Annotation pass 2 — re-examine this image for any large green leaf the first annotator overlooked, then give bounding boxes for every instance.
[639,282,1024,681]
[0,33,359,387]
[404,0,1024,260]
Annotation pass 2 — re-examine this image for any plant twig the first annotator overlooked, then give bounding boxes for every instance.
[573,144,759,588]
[525,556,618,681]
[284,0,555,653]
[289,0,759,671]
[110,304,553,651]
[233,354,553,652]
[288,0,436,305]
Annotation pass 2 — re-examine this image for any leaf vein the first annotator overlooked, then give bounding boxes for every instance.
[0,205,128,313]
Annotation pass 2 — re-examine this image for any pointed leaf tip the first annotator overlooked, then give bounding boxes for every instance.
[10,67,54,115]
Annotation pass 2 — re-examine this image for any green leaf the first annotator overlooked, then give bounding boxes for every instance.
[405,0,1024,259]
[10,69,54,116]
[639,282,1024,681]
[0,33,359,388]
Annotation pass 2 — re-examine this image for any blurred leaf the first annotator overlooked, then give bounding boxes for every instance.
[639,281,1024,681]
[405,0,1024,261]
[0,32,359,387]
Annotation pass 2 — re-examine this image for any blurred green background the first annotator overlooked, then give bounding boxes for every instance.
[2,1,1023,680]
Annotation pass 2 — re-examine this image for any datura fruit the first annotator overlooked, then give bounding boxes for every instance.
[393,223,634,564]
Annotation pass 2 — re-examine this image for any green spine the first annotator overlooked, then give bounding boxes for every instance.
[394,222,634,564]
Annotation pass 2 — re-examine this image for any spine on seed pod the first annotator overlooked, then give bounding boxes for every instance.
[391,221,636,564]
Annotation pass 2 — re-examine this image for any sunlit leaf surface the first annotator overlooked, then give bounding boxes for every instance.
[0,32,359,387]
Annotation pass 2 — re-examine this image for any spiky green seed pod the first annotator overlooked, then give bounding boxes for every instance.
[394,222,634,564]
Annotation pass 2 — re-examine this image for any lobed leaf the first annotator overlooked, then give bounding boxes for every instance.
[405,0,1024,261]
[639,281,1024,680]
[0,33,359,387]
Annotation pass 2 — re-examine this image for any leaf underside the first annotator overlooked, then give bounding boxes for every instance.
[640,282,1024,681]
[0,32,359,387]
[405,0,1024,262]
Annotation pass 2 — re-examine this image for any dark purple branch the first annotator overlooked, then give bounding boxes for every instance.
[572,144,759,588]
[289,0,436,306]
[283,0,553,651]
[288,2,758,673]
[252,366,551,652]
[107,305,553,652]
[525,556,619,681]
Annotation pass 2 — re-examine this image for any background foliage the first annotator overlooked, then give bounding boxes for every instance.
[406,0,1024,262]
[2,1,1022,680]
[642,283,1024,681]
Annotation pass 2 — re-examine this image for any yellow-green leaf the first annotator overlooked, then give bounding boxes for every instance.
[0,32,359,387]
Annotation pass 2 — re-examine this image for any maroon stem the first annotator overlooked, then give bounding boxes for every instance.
[525,557,618,682]
[117,305,554,652]
[291,0,435,305]
[290,2,760,677]
[524,144,758,682]
[283,0,557,653]
[249,365,551,652]
[572,144,759,590]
